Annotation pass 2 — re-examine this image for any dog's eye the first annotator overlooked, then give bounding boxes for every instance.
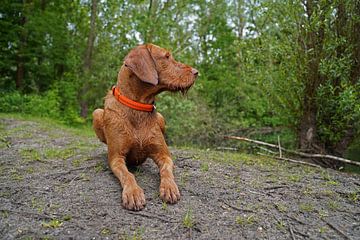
[165,52,170,59]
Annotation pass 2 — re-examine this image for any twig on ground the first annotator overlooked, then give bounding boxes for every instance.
[221,200,255,213]
[278,135,282,158]
[286,215,306,225]
[225,136,360,167]
[292,229,309,238]
[126,211,177,224]
[258,152,321,168]
[43,163,101,178]
[258,146,277,154]
[248,190,266,196]
[263,185,288,191]
[216,147,238,151]
[287,221,296,240]
[323,219,351,240]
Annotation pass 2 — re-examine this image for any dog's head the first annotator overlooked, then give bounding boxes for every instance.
[124,44,198,93]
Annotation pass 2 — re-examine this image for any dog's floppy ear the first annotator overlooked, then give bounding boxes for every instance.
[124,45,158,86]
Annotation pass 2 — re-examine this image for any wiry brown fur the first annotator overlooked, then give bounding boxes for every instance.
[92,44,198,211]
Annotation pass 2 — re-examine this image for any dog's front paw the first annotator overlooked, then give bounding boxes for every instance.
[122,185,146,211]
[160,178,180,204]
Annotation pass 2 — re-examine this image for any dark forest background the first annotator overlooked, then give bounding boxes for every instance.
[1,0,359,164]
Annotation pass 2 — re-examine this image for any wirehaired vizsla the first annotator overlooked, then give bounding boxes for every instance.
[92,44,198,211]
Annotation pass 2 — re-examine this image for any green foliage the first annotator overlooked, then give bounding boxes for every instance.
[0,90,59,118]
[0,0,359,157]
[0,90,83,125]
[317,82,360,144]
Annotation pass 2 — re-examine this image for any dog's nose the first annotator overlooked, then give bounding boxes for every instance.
[191,68,199,77]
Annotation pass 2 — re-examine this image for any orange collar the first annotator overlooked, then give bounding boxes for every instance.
[112,86,155,112]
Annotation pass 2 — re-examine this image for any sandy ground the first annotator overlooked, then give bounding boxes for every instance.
[0,117,359,240]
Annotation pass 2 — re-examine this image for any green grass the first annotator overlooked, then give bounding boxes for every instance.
[183,209,194,229]
[41,219,63,228]
[235,214,257,226]
[299,203,315,212]
[20,148,42,162]
[175,145,280,168]
[0,113,94,137]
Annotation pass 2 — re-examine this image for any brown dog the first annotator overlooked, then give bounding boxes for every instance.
[92,44,198,211]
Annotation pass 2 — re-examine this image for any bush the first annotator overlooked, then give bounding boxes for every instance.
[0,89,83,125]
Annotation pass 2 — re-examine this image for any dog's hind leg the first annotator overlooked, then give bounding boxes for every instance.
[92,108,107,144]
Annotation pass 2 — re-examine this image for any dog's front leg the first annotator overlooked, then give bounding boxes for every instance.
[151,151,181,204]
[108,151,146,211]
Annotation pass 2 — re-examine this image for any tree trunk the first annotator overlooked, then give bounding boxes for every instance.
[15,56,25,89]
[80,0,97,118]
[15,14,27,90]
[297,0,326,154]
[298,105,318,152]
[83,0,97,72]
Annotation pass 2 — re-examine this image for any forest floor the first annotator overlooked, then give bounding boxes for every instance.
[0,115,359,240]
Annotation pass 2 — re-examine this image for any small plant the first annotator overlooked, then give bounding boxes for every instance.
[275,203,288,213]
[200,162,209,172]
[101,228,111,235]
[318,210,329,219]
[161,202,168,211]
[325,180,339,186]
[0,136,11,148]
[42,219,63,228]
[319,226,328,233]
[236,214,257,226]
[94,162,106,173]
[1,210,9,218]
[72,159,81,167]
[320,189,335,197]
[183,209,194,229]
[347,191,359,202]
[179,170,189,186]
[31,197,44,213]
[10,169,23,181]
[288,174,301,182]
[276,220,286,230]
[44,147,75,160]
[121,227,144,240]
[25,167,35,174]
[320,170,332,181]
[299,203,314,212]
[301,186,315,196]
[20,148,42,162]
[327,201,339,210]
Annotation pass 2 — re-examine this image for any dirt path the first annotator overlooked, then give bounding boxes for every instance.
[0,117,359,240]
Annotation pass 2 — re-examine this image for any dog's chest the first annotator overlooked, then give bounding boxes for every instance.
[125,125,158,164]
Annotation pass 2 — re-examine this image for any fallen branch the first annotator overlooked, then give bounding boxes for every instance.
[225,136,360,167]
[216,147,238,151]
[258,152,322,168]
[278,136,282,158]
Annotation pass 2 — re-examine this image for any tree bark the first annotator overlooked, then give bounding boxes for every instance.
[15,13,27,90]
[83,0,97,72]
[80,0,97,118]
[297,0,326,154]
